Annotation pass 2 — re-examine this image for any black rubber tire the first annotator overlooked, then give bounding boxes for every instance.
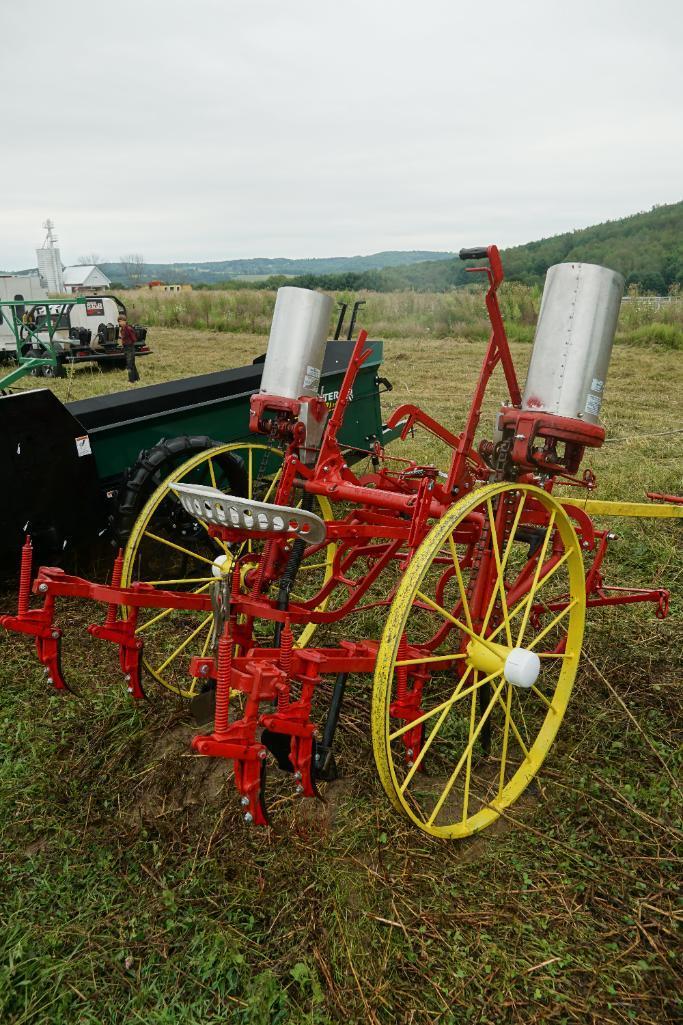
[115,435,246,545]
[42,363,65,379]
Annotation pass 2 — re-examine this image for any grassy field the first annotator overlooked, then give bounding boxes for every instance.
[1,318,682,1024]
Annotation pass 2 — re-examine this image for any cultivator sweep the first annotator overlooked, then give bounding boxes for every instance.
[3,251,681,838]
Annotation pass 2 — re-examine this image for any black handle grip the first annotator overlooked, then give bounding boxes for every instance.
[459,247,488,261]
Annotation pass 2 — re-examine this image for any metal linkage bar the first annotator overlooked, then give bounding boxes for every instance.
[0,296,93,388]
[563,497,683,519]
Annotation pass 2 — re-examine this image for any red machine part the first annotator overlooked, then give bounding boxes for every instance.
[191,624,276,825]
[0,538,69,691]
[499,407,605,475]
[0,243,676,833]
[646,492,683,505]
[249,392,328,451]
[0,550,213,697]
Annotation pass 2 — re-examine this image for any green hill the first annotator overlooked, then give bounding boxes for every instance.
[247,202,683,294]
[99,250,453,287]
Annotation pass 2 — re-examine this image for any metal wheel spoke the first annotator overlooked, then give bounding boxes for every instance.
[397,667,473,787]
[501,492,527,569]
[516,511,557,645]
[480,493,527,636]
[481,498,513,643]
[526,600,577,650]
[136,606,176,634]
[389,665,500,743]
[395,652,467,668]
[486,549,572,645]
[196,456,228,554]
[531,684,553,710]
[415,590,504,658]
[498,683,514,795]
[197,515,229,555]
[461,675,479,821]
[185,677,202,697]
[447,534,472,630]
[513,688,532,748]
[261,468,282,504]
[495,689,530,760]
[154,614,213,675]
[426,676,507,827]
[199,620,214,658]
[143,531,215,567]
[208,456,218,489]
[136,581,213,634]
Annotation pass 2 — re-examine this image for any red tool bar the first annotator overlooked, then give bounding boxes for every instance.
[189,641,383,685]
[32,568,213,613]
[305,476,446,519]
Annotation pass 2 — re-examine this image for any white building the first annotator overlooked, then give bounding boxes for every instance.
[62,265,112,295]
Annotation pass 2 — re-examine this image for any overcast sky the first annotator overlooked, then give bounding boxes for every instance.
[1,0,681,269]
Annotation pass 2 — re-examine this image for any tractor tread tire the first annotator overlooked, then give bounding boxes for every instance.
[115,435,243,545]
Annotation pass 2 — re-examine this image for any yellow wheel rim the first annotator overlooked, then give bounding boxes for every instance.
[121,442,335,698]
[371,482,585,839]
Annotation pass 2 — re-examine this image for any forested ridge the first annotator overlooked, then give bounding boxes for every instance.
[95,250,453,286]
[227,202,682,294]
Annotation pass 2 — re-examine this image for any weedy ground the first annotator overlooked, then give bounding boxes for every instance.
[1,316,681,1024]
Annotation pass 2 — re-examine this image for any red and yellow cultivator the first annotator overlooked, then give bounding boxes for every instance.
[3,248,681,838]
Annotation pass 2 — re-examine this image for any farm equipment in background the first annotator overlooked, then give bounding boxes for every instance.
[0,336,394,573]
[2,256,681,840]
[0,294,150,388]
[333,299,366,341]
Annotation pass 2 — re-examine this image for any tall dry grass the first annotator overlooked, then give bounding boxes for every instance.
[124,284,683,348]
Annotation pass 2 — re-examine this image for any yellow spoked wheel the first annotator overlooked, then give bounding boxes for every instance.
[121,442,335,698]
[371,482,585,839]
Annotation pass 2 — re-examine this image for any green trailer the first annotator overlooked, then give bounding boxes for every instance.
[0,339,395,572]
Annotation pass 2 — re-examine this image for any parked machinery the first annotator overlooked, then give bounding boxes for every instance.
[0,295,150,388]
[0,334,393,573]
[2,248,681,839]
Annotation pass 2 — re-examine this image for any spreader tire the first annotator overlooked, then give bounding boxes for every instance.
[116,435,233,544]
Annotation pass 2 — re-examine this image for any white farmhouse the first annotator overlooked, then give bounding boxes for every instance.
[62,265,111,295]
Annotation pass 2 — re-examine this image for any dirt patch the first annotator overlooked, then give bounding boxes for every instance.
[122,720,232,826]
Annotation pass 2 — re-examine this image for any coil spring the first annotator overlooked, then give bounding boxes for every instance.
[105,550,124,627]
[18,536,33,617]
[278,621,293,710]
[215,627,233,735]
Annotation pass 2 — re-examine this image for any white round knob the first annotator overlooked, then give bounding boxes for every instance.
[212,554,230,578]
[504,647,541,689]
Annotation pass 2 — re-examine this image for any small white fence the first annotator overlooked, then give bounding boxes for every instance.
[621,296,681,309]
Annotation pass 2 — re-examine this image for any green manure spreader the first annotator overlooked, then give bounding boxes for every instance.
[0,338,395,575]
